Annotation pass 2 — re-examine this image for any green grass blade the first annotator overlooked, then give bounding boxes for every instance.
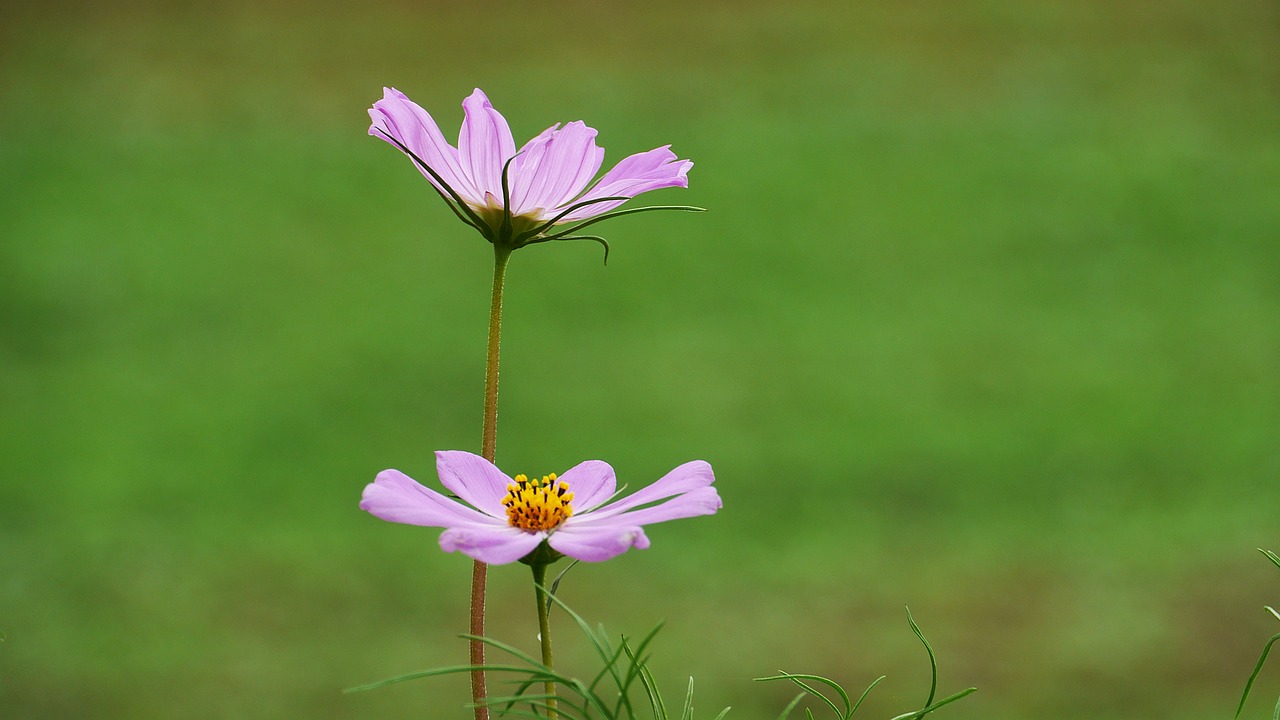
[492,677,540,718]
[562,675,615,719]
[887,687,978,720]
[626,641,667,720]
[479,698,584,720]
[757,673,850,719]
[905,607,939,718]
[1260,548,1280,571]
[679,676,695,720]
[848,676,886,716]
[758,672,858,717]
[549,560,581,599]
[785,677,842,718]
[773,693,806,720]
[612,625,665,717]
[479,692,588,720]
[345,663,546,692]
[1237,632,1280,718]
[461,633,546,668]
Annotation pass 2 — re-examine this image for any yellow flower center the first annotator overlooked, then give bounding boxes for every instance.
[501,473,574,533]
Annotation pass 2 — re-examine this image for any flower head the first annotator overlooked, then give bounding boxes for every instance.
[368,88,699,258]
[360,450,720,564]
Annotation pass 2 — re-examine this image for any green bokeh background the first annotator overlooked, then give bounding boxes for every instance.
[2,1,1278,718]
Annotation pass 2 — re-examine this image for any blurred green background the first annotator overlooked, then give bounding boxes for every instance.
[2,0,1278,718]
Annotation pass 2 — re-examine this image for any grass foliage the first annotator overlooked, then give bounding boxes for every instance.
[350,593,727,720]
[758,610,975,720]
[1237,550,1280,720]
[352,598,973,720]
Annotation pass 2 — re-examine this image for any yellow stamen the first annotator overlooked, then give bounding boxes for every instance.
[501,472,574,533]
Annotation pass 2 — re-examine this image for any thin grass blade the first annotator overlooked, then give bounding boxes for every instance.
[887,687,977,720]
[905,607,939,718]
[774,693,807,720]
[848,676,886,716]
[1260,548,1280,570]
[346,663,547,692]
[1237,632,1280,718]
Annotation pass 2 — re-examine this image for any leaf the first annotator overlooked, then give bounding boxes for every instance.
[905,607,938,719]
[1237,632,1280,718]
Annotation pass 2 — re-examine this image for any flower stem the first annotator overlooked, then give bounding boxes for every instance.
[483,245,512,465]
[471,243,514,720]
[531,562,557,719]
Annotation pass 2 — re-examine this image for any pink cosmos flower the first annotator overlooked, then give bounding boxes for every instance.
[368,88,696,255]
[360,450,720,564]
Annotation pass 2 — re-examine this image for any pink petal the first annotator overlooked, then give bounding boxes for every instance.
[507,124,559,213]
[510,121,604,217]
[579,486,721,527]
[440,524,545,564]
[360,469,500,527]
[457,89,517,204]
[547,523,649,562]
[435,450,513,518]
[586,460,715,519]
[556,460,617,511]
[368,88,479,203]
[560,146,692,221]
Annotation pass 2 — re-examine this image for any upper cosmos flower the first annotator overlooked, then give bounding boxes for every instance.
[360,450,720,564]
[368,88,696,254]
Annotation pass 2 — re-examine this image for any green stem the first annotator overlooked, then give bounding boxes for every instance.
[531,562,557,719]
[470,243,514,720]
[482,244,512,463]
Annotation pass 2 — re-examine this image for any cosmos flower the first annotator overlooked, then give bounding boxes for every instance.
[360,450,720,564]
[368,88,696,256]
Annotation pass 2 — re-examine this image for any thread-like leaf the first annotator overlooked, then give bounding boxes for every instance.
[539,205,706,243]
[1260,548,1280,571]
[848,676,886,716]
[626,640,667,720]
[346,663,551,693]
[679,676,696,720]
[773,694,806,720]
[886,688,978,720]
[905,607,939,719]
[1238,632,1280,718]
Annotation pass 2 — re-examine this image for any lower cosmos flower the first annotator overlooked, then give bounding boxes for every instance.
[368,88,696,255]
[360,450,720,564]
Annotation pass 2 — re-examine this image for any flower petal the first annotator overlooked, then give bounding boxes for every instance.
[510,121,604,217]
[435,450,512,518]
[560,146,692,221]
[368,88,479,203]
[507,124,558,214]
[457,88,517,204]
[440,524,544,564]
[585,460,715,519]
[556,460,617,511]
[360,469,500,527]
[579,486,721,527]
[547,523,649,562]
